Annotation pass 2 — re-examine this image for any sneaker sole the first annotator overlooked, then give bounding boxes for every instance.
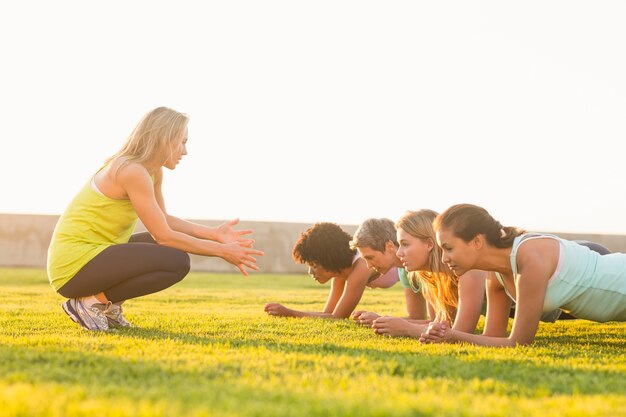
[61,303,85,328]
[62,301,102,331]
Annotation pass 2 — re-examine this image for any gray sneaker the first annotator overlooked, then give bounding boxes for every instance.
[104,302,132,328]
[62,299,109,331]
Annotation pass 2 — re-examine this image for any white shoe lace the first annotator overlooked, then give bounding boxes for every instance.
[104,302,130,326]
[90,306,109,328]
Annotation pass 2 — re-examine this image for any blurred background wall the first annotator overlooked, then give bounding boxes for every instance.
[2,213,625,275]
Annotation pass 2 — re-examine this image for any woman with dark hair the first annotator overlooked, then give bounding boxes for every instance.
[421,203,626,347]
[264,222,414,319]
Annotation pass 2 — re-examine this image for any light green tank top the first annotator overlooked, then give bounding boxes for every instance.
[399,268,422,293]
[497,233,626,322]
[47,174,138,291]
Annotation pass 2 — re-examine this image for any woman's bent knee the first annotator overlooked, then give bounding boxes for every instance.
[173,251,191,281]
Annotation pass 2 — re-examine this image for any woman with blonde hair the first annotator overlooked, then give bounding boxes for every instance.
[48,107,263,331]
[371,209,486,337]
[371,209,609,338]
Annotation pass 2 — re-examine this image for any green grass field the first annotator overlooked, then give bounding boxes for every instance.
[1,267,625,417]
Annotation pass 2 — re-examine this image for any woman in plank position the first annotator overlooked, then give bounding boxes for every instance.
[264,221,427,319]
[421,203,625,347]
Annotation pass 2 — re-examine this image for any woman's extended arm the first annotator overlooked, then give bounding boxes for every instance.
[404,288,429,320]
[451,270,486,333]
[325,259,371,318]
[264,277,346,318]
[322,277,348,314]
[482,272,513,336]
[265,259,371,319]
[121,164,262,274]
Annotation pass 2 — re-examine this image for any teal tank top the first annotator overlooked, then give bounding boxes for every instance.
[399,268,422,293]
[503,234,626,322]
[398,267,410,289]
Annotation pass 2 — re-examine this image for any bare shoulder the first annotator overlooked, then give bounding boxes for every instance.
[106,159,154,194]
[351,258,375,280]
[516,237,559,264]
[516,237,559,279]
[113,159,150,181]
[352,257,368,272]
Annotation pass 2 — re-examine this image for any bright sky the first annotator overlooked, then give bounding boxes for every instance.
[2,1,625,235]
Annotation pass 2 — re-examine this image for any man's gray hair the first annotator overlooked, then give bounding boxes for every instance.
[349,218,397,252]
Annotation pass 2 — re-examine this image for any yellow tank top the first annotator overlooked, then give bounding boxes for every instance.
[47,174,138,291]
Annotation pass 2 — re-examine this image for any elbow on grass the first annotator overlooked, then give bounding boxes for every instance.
[509,337,535,348]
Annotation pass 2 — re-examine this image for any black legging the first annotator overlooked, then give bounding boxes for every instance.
[58,233,190,303]
[574,240,611,255]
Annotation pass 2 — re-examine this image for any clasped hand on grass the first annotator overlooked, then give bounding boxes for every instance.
[264,303,294,317]
[372,316,422,338]
[419,321,449,344]
[351,310,380,326]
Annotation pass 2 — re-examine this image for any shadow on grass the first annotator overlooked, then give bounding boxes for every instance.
[536,322,626,348]
[4,323,623,399]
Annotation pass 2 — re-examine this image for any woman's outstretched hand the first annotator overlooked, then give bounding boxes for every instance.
[215,218,255,245]
[419,321,449,344]
[264,303,294,317]
[221,241,264,276]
